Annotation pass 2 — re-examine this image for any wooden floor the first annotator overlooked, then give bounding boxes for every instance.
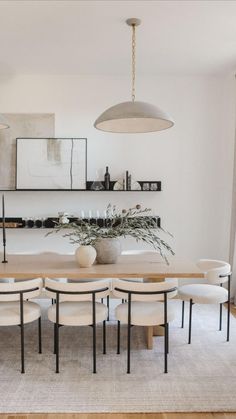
[1,306,236,419]
[0,413,235,419]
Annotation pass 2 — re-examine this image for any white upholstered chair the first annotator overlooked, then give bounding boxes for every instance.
[45,278,110,373]
[113,278,178,374]
[121,250,179,350]
[0,278,43,373]
[178,259,231,343]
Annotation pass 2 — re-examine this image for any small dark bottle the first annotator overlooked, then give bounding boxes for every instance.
[104,166,110,190]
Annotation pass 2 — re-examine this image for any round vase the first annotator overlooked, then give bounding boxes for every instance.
[95,238,121,264]
[75,245,97,268]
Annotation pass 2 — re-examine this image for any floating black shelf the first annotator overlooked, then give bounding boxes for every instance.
[0,181,161,192]
[0,216,161,229]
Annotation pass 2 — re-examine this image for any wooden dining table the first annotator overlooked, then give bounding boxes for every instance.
[0,252,204,280]
[0,252,204,349]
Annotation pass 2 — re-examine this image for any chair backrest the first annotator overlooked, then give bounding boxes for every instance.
[45,278,110,301]
[0,278,43,302]
[112,278,177,302]
[197,259,231,285]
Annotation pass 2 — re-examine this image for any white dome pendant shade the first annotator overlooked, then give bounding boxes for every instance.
[94,18,174,134]
[0,114,9,130]
[94,101,174,133]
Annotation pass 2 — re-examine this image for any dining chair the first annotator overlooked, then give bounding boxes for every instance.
[0,278,43,373]
[178,259,231,343]
[45,278,110,373]
[113,278,177,374]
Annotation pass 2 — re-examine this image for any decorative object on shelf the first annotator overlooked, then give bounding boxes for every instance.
[104,166,110,190]
[75,245,97,268]
[16,138,87,190]
[35,219,43,228]
[150,182,158,191]
[140,181,161,191]
[58,212,70,224]
[95,237,121,264]
[142,182,150,191]
[113,179,124,191]
[1,195,8,263]
[94,18,174,134]
[48,204,173,265]
[0,114,9,130]
[126,170,129,191]
[131,179,141,191]
[27,218,35,228]
[90,170,104,191]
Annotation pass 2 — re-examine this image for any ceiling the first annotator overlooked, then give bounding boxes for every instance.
[0,0,236,76]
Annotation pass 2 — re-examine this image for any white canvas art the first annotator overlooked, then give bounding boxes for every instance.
[0,113,55,190]
[16,138,87,190]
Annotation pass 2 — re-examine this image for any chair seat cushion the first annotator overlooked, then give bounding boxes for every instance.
[48,301,108,326]
[0,301,41,326]
[178,284,228,304]
[115,301,176,326]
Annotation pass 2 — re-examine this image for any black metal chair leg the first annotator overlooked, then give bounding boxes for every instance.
[166,323,169,354]
[54,323,56,354]
[56,293,59,373]
[20,293,25,374]
[227,274,231,342]
[164,323,168,373]
[181,301,185,328]
[92,324,96,373]
[127,293,131,374]
[20,324,25,374]
[103,320,106,354]
[188,299,193,344]
[227,300,230,342]
[117,320,120,354]
[92,294,96,373]
[107,295,110,321]
[127,323,131,374]
[219,303,222,331]
[38,317,42,354]
[55,323,59,373]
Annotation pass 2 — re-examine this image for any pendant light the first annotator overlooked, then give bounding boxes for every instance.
[0,114,9,130]
[94,18,174,134]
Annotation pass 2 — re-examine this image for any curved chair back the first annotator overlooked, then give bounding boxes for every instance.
[197,259,231,285]
[45,278,110,301]
[112,278,177,301]
[0,278,43,302]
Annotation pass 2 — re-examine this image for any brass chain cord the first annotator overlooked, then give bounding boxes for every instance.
[131,23,136,102]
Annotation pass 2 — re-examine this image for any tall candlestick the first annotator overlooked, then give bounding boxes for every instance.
[2,194,8,263]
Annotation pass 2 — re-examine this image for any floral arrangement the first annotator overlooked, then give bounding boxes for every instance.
[48,204,174,263]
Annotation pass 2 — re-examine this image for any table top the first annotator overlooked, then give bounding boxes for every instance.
[0,252,204,280]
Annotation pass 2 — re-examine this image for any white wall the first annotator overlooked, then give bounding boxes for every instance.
[0,74,235,259]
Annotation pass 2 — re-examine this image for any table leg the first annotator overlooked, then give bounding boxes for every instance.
[153,325,165,336]
[146,326,153,349]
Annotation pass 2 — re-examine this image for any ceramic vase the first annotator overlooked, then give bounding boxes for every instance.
[95,238,121,264]
[75,245,97,268]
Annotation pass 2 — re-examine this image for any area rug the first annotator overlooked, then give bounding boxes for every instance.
[0,299,236,413]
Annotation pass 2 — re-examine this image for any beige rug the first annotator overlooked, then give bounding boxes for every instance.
[0,299,236,413]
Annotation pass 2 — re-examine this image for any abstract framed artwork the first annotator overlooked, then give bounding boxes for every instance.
[0,113,55,190]
[16,138,87,190]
